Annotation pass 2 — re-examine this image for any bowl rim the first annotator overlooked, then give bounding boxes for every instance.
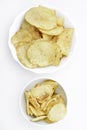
[8,6,77,74]
[19,77,67,126]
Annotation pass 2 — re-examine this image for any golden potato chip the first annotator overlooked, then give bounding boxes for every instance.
[20,20,35,31]
[27,39,61,67]
[57,17,64,26]
[20,20,41,40]
[30,80,58,101]
[11,29,32,47]
[57,28,74,56]
[47,103,66,122]
[25,6,57,30]
[31,116,47,122]
[42,80,58,91]
[39,26,64,36]
[16,43,37,68]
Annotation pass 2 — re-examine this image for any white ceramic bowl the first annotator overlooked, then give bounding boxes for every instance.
[8,6,76,73]
[19,77,67,125]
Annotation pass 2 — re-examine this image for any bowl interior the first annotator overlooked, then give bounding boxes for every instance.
[8,7,76,73]
[20,78,67,125]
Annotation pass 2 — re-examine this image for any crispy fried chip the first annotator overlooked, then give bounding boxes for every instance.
[30,80,58,100]
[47,103,66,122]
[11,29,32,48]
[16,43,37,68]
[27,39,61,67]
[20,20,41,40]
[25,6,57,30]
[39,26,64,36]
[57,28,74,56]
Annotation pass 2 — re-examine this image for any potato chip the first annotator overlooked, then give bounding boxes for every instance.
[20,20,35,31]
[47,103,66,122]
[42,80,58,91]
[30,80,58,101]
[11,29,32,47]
[20,20,41,40]
[31,116,47,122]
[25,6,57,30]
[39,26,64,36]
[56,28,74,56]
[27,39,61,67]
[16,43,37,68]
[57,17,64,26]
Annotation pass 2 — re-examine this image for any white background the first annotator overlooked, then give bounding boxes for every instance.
[0,0,87,130]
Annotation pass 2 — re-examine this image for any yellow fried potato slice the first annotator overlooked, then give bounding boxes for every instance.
[56,28,74,56]
[39,26,64,36]
[20,20,35,31]
[11,29,32,48]
[25,6,57,30]
[27,39,61,67]
[47,103,66,123]
[30,80,58,104]
[31,116,47,122]
[16,43,37,68]
[42,80,58,91]
[57,17,64,26]
[20,20,41,40]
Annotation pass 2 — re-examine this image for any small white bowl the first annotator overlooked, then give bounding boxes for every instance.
[8,6,76,73]
[19,77,67,125]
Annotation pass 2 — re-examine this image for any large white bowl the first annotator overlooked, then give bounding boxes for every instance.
[8,6,76,73]
[19,77,67,126]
